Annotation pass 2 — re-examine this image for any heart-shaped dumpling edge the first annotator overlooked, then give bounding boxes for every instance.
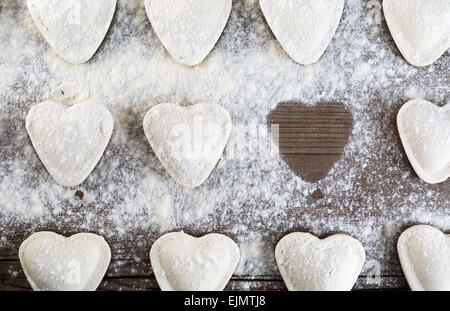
[144,0,232,66]
[19,231,111,291]
[397,225,450,291]
[383,0,450,67]
[150,232,240,291]
[27,0,117,64]
[259,0,345,65]
[143,102,232,188]
[397,99,450,184]
[275,232,365,291]
[26,100,114,187]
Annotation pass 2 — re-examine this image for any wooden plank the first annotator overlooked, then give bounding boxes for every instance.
[268,102,353,182]
[0,1,448,292]
[0,258,408,291]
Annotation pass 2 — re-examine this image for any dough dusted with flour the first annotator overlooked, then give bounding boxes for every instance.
[144,0,232,66]
[398,225,450,291]
[275,233,365,291]
[26,100,114,187]
[150,232,240,291]
[27,0,116,64]
[397,99,450,184]
[260,0,344,65]
[19,232,111,291]
[143,103,232,188]
[383,0,450,67]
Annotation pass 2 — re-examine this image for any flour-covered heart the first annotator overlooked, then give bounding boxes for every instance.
[260,0,344,65]
[397,99,449,184]
[383,0,450,67]
[150,232,240,291]
[398,225,450,291]
[27,0,116,64]
[144,0,232,66]
[143,103,232,188]
[26,100,114,187]
[275,232,365,291]
[19,232,111,291]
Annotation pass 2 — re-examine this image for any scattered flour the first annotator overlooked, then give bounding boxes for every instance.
[0,0,449,289]
[352,62,371,80]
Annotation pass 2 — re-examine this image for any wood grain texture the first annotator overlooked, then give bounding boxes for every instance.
[0,1,449,292]
[0,97,441,291]
[0,258,407,291]
[0,227,409,291]
[268,102,353,182]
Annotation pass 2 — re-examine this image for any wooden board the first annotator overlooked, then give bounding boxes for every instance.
[268,102,353,183]
[0,1,449,292]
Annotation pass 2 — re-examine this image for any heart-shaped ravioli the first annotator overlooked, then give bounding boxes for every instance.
[145,0,232,66]
[27,0,116,64]
[397,99,449,184]
[398,225,450,291]
[260,0,344,65]
[383,0,450,66]
[26,100,114,187]
[275,232,365,291]
[143,103,232,188]
[19,232,111,291]
[150,232,240,291]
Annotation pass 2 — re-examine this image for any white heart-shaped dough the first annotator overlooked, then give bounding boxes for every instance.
[26,100,114,187]
[397,99,450,184]
[260,0,344,65]
[27,0,116,64]
[383,0,450,67]
[398,225,450,291]
[19,232,111,291]
[144,0,232,66]
[143,103,232,188]
[275,233,365,291]
[150,232,240,291]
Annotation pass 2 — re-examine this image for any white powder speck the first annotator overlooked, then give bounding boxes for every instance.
[352,62,371,80]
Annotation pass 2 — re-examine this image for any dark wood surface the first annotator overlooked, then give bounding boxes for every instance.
[0,111,445,292]
[268,102,353,183]
[0,257,408,291]
[0,1,449,292]
[4,96,448,291]
[0,100,411,291]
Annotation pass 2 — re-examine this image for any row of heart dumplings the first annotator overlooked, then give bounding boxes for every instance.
[18,224,449,291]
[23,1,450,186]
[25,98,449,190]
[26,101,232,188]
[26,0,450,67]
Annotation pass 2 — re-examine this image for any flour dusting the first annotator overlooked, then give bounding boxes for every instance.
[0,0,449,289]
[144,0,232,66]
